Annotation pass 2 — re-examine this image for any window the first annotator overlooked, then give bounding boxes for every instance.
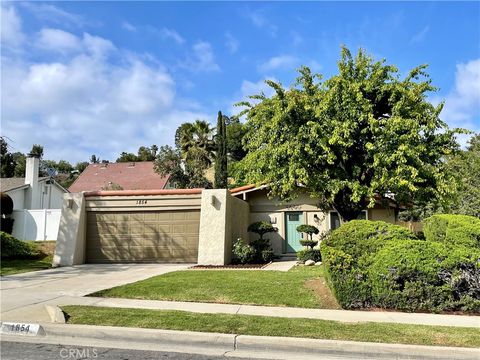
[330,212,341,230]
[288,214,299,221]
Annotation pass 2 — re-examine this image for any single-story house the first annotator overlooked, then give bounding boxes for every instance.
[0,155,68,240]
[230,184,399,254]
[68,161,172,193]
[53,183,400,266]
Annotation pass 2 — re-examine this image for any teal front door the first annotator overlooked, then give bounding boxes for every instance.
[285,212,303,253]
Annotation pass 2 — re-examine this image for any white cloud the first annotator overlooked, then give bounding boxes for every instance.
[20,2,88,28]
[229,78,278,117]
[440,58,480,132]
[122,21,137,32]
[1,23,207,162]
[225,32,239,54]
[246,9,277,37]
[83,33,116,58]
[181,41,220,73]
[144,26,185,44]
[161,28,185,44]
[258,55,299,72]
[1,3,25,47]
[37,28,81,53]
[410,26,430,44]
[291,31,304,47]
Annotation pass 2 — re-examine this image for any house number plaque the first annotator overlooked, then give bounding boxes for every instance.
[136,200,148,205]
[0,322,42,336]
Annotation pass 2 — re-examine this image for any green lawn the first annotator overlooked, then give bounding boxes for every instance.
[0,255,53,276]
[90,266,340,309]
[62,306,480,348]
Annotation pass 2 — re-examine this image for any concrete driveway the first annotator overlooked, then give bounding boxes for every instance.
[0,263,191,322]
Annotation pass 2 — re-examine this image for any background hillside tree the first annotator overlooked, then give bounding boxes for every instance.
[236,47,460,221]
[226,116,247,161]
[116,152,137,162]
[75,161,89,173]
[214,111,228,188]
[13,152,26,177]
[156,119,215,189]
[446,134,480,217]
[0,137,15,178]
[29,144,44,158]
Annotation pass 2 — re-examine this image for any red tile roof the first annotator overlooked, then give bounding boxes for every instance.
[69,162,170,193]
[84,188,202,197]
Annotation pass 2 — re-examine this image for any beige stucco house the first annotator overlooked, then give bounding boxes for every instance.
[54,183,400,266]
[231,185,399,255]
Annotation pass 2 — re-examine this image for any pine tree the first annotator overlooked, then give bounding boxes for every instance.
[214,111,228,188]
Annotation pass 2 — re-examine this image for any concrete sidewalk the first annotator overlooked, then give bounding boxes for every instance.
[3,295,479,328]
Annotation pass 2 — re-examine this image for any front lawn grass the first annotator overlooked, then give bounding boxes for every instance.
[0,255,53,276]
[62,305,480,348]
[90,266,339,309]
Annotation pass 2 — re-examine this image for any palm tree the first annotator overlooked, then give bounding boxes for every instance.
[177,120,215,166]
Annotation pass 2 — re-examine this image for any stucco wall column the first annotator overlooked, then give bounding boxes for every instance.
[53,192,86,266]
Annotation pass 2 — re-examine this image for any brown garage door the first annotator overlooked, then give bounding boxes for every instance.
[86,210,200,263]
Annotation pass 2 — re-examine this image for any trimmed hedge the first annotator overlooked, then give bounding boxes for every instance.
[321,218,480,313]
[323,220,416,267]
[370,241,480,312]
[0,231,41,259]
[424,214,480,248]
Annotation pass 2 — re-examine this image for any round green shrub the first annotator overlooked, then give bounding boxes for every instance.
[232,239,256,264]
[424,214,480,248]
[297,249,321,262]
[323,220,417,266]
[369,240,480,312]
[0,231,40,259]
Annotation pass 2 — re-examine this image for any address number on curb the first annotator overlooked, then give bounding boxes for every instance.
[0,322,41,336]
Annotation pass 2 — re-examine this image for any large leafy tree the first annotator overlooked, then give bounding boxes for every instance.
[237,47,460,221]
[214,111,228,188]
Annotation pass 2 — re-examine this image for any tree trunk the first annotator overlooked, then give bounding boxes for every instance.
[333,190,367,222]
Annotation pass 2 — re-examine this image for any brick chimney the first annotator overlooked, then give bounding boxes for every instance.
[25,154,41,209]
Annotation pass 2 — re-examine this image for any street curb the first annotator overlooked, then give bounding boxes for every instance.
[234,335,480,360]
[1,322,479,360]
[44,305,66,323]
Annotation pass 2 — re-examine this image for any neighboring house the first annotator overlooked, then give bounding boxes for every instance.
[0,155,68,241]
[230,184,400,255]
[68,161,171,193]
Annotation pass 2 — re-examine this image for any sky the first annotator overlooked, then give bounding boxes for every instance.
[1,1,479,163]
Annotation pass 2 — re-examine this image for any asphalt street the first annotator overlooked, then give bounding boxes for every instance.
[0,341,254,360]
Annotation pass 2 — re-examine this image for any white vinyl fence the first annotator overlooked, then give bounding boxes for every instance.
[12,209,62,241]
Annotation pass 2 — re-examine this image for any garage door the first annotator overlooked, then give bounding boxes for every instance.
[86,210,200,263]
